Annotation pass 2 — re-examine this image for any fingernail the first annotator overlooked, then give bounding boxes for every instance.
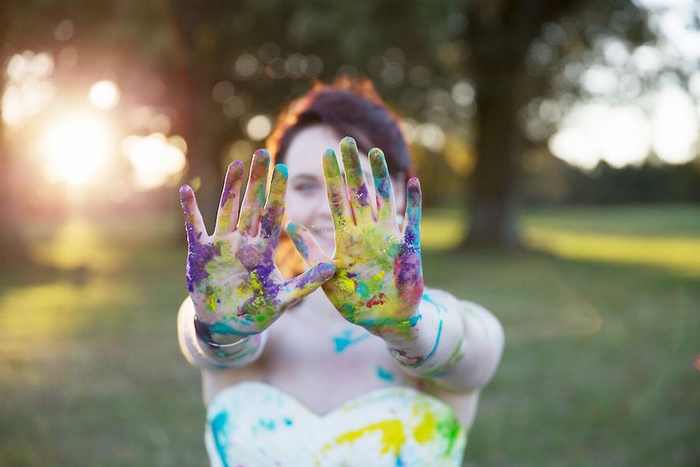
[275,163,288,179]
[340,136,356,151]
[317,262,336,276]
[254,148,270,159]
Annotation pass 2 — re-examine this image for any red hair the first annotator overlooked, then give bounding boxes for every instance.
[267,76,413,177]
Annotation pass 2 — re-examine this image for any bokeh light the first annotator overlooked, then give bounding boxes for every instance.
[89,80,120,110]
[2,51,55,126]
[122,133,187,190]
[550,83,699,169]
[651,85,698,164]
[38,112,114,186]
[246,114,271,140]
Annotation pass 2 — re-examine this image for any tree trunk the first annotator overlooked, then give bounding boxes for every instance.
[463,69,525,249]
[0,125,31,262]
[0,13,31,262]
[460,1,533,250]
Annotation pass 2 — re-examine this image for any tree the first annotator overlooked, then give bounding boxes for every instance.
[460,0,653,249]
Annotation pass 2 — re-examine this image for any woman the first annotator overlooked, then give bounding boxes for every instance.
[177,78,504,466]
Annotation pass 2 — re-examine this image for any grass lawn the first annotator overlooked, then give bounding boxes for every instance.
[1,205,698,467]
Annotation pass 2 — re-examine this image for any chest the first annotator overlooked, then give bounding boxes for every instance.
[262,291,412,414]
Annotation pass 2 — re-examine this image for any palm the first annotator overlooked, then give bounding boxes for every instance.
[288,137,423,341]
[181,150,335,341]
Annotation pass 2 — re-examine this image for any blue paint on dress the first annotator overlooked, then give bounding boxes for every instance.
[210,411,230,467]
[258,418,276,430]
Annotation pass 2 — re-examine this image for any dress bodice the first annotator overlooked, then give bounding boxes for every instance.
[205,382,467,467]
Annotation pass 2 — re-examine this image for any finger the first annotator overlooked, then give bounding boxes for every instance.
[238,149,270,236]
[214,160,244,235]
[279,262,336,306]
[323,148,353,237]
[286,222,330,265]
[401,177,422,250]
[369,148,397,232]
[260,164,288,245]
[340,136,372,225]
[179,184,208,246]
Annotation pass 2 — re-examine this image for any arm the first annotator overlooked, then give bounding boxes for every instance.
[176,150,334,403]
[177,296,267,370]
[388,288,504,392]
[287,137,503,394]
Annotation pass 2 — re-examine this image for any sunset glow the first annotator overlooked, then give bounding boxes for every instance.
[38,113,114,185]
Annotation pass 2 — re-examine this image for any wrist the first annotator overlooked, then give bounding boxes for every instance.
[388,292,465,376]
[178,299,266,369]
[193,316,266,368]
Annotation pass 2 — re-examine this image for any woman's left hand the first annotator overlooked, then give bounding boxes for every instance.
[287,137,424,343]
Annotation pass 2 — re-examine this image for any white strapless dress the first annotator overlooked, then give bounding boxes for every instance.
[205,382,467,467]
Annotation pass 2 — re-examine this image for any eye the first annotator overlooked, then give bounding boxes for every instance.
[292,180,322,194]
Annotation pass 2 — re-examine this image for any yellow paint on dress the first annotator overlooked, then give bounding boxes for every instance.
[322,419,406,456]
[413,411,437,443]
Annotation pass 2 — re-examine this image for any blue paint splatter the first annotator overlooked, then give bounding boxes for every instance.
[422,319,444,363]
[376,366,396,382]
[210,411,230,467]
[258,418,276,430]
[422,293,447,314]
[333,329,370,353]
[283,417,293,427]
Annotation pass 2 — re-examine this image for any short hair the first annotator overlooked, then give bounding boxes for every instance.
[267,76,413,178]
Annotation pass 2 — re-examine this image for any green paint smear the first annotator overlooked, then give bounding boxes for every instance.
[437,416,462,455]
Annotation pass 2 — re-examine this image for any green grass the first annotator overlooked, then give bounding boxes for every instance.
[1,205,699,467]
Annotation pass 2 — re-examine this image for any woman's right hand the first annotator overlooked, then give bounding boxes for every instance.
[179,149,335,343]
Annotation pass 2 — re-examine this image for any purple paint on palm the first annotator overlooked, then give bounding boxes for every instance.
[182,198,216,292]
[354,184,370,206]
[260,206,283,240]
[395,248,423,305]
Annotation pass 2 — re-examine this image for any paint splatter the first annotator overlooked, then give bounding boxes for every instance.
[376,366,396,383]
[333,329,370,353]
[179,158,334,339]
[210,411,231,467]
[319,144,425,344]
[258,418,276,431]
[206,383,467,466]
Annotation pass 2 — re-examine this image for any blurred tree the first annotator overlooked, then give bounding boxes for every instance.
[459,0,652,249]
[0,6,28,261]
[2,0,694,259]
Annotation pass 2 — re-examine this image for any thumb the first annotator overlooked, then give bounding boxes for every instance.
[278,262,336,307]
[286,222,330,265]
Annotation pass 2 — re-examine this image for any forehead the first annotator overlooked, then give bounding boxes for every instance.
[284,124,370,177]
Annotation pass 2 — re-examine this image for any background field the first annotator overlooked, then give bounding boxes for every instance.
[1,205,698,467]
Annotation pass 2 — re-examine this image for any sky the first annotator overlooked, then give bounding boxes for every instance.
[549,0,700,169]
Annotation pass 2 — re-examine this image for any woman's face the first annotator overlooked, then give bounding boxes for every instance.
[284,124,406,256]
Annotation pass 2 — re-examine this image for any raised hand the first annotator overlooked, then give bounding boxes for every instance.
[287,137,424,344]
[180,150,335,343]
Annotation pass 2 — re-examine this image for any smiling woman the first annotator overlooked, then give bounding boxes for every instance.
[177,76,504,467]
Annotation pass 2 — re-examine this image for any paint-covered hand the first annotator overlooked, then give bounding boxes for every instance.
[180,150,335,343]
[287,137,423,344]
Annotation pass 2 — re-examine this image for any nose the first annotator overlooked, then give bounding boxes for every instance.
[306,189,333,228]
